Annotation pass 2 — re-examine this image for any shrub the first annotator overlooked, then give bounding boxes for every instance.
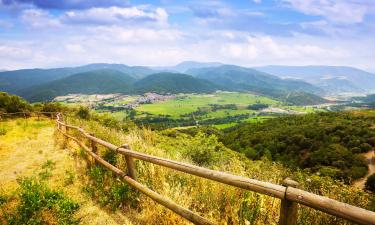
[5,177,79,225]
[188,132,220,166]
[0,127,7,136]
[365,174,375,192]
[76,106,90,120]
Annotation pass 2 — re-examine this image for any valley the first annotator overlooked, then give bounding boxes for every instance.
[53,91,332,129]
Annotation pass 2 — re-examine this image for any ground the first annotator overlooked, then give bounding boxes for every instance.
[0,117,133,225]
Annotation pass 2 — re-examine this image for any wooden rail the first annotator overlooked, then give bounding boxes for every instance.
[2,112,374,224]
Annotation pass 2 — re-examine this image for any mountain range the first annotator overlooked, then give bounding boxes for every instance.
[255,65,375,94]
[1,61,374,103]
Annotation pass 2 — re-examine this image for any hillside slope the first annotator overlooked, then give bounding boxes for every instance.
[186,65,323,97]
[0,63,155,95]
[20,69,135,102]
[255,65,375,93]
[0,114,373,224]
[134,72,218,94]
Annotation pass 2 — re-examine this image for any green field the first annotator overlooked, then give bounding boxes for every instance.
[136,92,278,118]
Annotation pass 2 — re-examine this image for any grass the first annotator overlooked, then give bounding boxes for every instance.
[136,92,279,118]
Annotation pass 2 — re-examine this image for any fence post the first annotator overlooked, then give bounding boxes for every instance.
[123,144,137,180]
[279,178,299,225]
[90,136,98,165]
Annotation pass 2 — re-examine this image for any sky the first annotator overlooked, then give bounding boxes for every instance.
[0,0,374,71]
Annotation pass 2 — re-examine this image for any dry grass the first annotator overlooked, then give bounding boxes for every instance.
[0,117,133,225]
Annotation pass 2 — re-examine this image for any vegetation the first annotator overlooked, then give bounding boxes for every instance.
[282,91,328,106]
[0,177,79,225]
[0,92,31,113]
[221,111,375,182]
[365,174,375,192]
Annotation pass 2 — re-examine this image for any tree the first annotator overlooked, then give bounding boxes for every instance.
[0,92,30,113]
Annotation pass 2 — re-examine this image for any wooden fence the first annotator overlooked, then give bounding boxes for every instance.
[2,112,375,225]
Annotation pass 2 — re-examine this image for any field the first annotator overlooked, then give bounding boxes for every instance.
[136,92,278,118]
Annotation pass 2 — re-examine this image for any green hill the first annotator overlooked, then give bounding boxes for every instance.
[133,72,218,94]
[0,64,155,95]
[21,69,135,102]
[283,91,328,105]
[221,111,375,182]
[186,65,323,98]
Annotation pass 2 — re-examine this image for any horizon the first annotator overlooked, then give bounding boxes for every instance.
[1,61,375,74]
[0,0,375,71]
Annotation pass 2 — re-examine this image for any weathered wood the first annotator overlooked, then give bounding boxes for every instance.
[286,187,375,225]
[279,178,299,225]
[57,127,215,225]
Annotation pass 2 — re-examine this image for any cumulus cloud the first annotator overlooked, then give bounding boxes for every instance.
[1,0,128,9]
[282,0,373,24]
[20,8,61,28]
[61,6,168,27]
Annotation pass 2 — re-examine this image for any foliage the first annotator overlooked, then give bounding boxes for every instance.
[221,111,375,182]
[365,174,375,192]
[1,177,79,225]
[83,165,139,210]
[75,106,91,120]
[0,92,30,113]
[247,103,268,110]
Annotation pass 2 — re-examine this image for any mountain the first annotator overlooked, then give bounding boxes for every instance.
[255,65,375,93]
[151,61,223,73]
[78,63,155,78]
[0,63,155,95]
[20,69,135,102]
[133,72,218,94]
[186,65,323,97]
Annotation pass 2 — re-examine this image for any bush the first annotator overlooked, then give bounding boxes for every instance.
[76,106,90,120]
[187,132,220,166]
[0,127,7,136]
[365,174,375,192]
[5,177,79,225]
[0,92,30,113]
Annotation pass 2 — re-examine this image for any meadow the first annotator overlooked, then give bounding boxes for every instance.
[136,92,279,118]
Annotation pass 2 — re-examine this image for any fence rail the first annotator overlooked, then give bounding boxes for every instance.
[2,112,375,225]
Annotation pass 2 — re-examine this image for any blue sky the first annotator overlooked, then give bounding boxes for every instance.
[0,0,374,71]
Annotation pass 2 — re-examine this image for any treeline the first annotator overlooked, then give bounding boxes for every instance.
[220,111,375,183]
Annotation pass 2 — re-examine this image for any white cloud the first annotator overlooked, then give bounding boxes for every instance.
[61,6,168,27]
[282,0,372,24]
[20,9,61,28]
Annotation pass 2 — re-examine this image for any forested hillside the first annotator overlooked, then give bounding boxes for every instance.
[133,72,218,94]
[221,111,375,182]
[187,65,323,97]
[20,69,135,102]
